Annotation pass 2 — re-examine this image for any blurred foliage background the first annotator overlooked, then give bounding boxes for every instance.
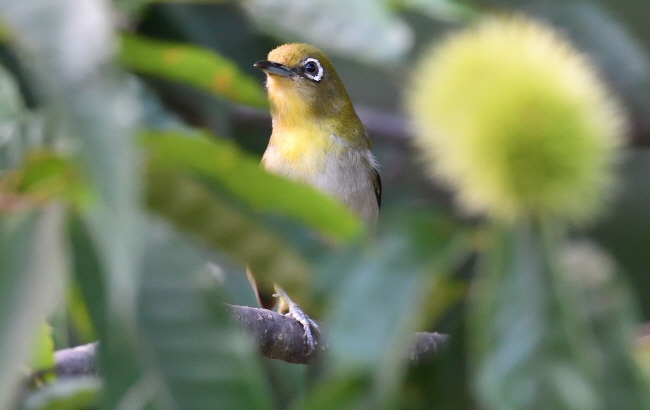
[0,0,650,409]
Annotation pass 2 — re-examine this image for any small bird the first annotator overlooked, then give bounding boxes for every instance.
[252,43,381,354]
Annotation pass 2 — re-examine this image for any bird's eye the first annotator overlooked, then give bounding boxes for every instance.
[305,62,317,73]
[302,58,324,82]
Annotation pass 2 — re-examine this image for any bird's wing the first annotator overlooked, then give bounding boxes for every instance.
[372,167,382,209]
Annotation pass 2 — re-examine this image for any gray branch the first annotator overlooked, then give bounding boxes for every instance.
[232,104,650,147]
[54,342,100,377]
[228,304,448,364]
[52,304,449,375]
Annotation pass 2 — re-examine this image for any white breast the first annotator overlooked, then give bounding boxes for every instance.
[262,138,379,228]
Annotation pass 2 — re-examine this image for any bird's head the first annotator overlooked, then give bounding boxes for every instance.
[254,43,355,122]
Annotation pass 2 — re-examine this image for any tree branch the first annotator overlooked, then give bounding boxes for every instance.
[232,104,650,147]
[52,305,448,375]
[228,304,448,364]
[54,342,100,377]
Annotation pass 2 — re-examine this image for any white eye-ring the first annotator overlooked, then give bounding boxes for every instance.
[303,58,324,82]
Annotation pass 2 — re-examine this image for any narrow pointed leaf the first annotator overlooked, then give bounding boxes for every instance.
[470,224,650,410]
[22,377,101,410]
[142,130,363,242]
[139,221,273,410]
[29,322,55,373]
[0,0,145,406]
[303,210,469,409]
[147,169,310,294]
[120,34,268,107]
[0,207,66,408]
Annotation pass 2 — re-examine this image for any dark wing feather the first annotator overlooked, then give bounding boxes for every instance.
[372,167,382,209]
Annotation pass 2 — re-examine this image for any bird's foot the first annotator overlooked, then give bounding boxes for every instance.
[274,287,320,355]
[286,305,320,355]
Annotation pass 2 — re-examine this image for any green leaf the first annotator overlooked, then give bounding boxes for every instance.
[0,62,24,123]
[0,207,67,408]
[400,0,481,22]
[297,376,369,410]
[29,322,55,373]
[1,0,146,406]
[11,150,94,207]
[469,223,650,410]
[302,210,468,409]
[557,240,650,409]
[242,0,413,64]
[139,220,273,410]
[120,33,268,107]
[68,215,146,409]
[66,285,97,344]
[68,215,107,347]
[636,340,650,383]
[0,19,11,43]
[22,377,101,410]
[0,62,33,169]
[142,130,363,242]
[147,169,310,295]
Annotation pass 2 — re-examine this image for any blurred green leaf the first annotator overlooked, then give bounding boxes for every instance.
[28,322,55,373]
[470,223,650,409]
[8,150,93,207]
[67,285,97,344]
[139,220,273,410]
[22,377,101,410]
[0,62,32,169]
[297,376,369,410]
[0,19,10,43]
[0,61,24,124]
[400,0,481,22]
[147,169,311,296]
[1,0,146,407]
[636,338,650,383]
[68,215,107,349]
[242,0,413,64]
[142,130,364,242]
[120,33,268,107]
[325,239,423,370]
[112,0,220,18]
[68,214,144,410]
[559,240,650,409]
[591,150,650,317]
[302,210,469,409]
[0,207,66,408]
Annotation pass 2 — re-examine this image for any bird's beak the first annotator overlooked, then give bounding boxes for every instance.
[254,60,293,78]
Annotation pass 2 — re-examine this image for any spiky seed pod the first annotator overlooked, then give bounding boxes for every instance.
[407,16,626,224]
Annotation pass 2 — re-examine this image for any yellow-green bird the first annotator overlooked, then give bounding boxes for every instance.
[251,43,381,353]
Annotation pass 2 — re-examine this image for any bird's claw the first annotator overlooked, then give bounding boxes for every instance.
[286,305,320,355]
[274,287,320,355]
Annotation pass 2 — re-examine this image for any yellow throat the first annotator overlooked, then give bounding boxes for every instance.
[255,43,370,175]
